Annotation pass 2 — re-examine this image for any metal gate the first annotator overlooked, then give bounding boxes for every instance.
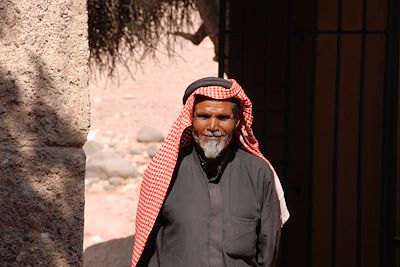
[219,0,399,266]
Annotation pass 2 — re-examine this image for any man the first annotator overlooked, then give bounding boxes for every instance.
[132,77,289,267]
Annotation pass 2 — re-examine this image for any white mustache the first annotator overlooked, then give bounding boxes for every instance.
[204,130,225,137]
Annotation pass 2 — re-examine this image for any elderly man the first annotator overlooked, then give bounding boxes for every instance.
[132,77,289,267]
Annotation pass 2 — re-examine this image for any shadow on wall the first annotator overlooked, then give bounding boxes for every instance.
[0,55,86,265]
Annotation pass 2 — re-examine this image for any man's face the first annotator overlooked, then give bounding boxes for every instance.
[192,99,239,159]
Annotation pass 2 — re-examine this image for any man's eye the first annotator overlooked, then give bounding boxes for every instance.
[196,114,209,119]
[217,116,231,121]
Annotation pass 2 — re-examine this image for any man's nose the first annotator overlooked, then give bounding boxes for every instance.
[208,118,219,131]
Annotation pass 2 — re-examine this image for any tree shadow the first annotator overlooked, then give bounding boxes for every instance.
[0,55,87,265]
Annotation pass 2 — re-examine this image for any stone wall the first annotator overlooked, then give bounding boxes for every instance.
[0,1,89,266]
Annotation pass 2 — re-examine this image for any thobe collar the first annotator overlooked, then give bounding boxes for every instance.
[194,139,237,183]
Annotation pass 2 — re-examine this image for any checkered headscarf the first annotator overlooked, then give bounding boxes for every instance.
[131,78,289,266]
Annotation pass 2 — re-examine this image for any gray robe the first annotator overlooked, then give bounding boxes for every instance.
[138,144,281,267]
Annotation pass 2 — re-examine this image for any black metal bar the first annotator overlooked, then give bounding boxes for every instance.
[332,0,344,266]
[218,0,226,77]
[356,0,368,266]
[238,1,245,81]
[394,236,400,248]
[282,0,293,193]
[280,0,293,263]
[381,0,399,265]
[308,0,318,265]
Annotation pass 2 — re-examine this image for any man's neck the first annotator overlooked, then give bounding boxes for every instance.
[194,142,233,180]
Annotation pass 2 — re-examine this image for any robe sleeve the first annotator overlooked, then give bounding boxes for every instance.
[256,171,281,267]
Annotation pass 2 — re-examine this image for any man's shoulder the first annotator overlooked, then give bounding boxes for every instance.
[234,149,274,177]
[235,148,266,165]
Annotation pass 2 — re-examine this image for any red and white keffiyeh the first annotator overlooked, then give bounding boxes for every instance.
[131,79,289,266]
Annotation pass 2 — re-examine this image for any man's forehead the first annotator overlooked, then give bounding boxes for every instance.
[193,95,236,106]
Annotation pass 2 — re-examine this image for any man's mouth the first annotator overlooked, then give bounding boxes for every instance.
[203,131,225,138]
[202,135,222,141]
[202,133,226,142]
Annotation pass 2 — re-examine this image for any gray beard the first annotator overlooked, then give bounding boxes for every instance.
[192,131,231,159]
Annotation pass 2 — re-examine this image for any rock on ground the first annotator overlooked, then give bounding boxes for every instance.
[86,151,140,179]
[83,235,134,267]
[137,126,165,143]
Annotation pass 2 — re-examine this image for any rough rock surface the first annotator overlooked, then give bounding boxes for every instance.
[0,1,89,266]
[0,147,86,266]
[0,1,89,147]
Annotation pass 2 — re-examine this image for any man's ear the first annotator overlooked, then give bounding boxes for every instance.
[235,120,240,128]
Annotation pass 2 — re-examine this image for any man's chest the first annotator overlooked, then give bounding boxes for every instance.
[162,153,263,225]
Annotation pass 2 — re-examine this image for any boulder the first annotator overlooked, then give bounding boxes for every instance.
[137,126,164,143]
[83,235,134,267]
[83,140,104,158]
[86,149,139,179]
[147,145,159,158]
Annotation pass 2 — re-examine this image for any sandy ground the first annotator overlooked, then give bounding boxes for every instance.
[84,37,217,249]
